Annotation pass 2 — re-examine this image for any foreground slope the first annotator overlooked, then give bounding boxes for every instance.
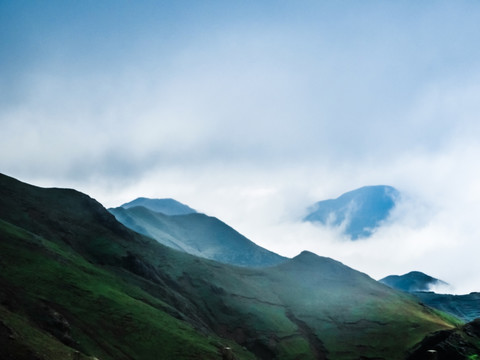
[109,205,286,267]
[0,173,251,360]
[0,173,461,359]
[407,319,480,360]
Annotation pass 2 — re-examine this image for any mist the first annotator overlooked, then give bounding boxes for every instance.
[2,1,480,293]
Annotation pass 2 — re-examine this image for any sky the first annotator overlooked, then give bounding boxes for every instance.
[2,1,480,293]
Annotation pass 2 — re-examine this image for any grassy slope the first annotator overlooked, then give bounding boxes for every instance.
[0,173,460,359]
[407,318,480,360]
[161,251,458,360]
[264,253,459,359]
[0,219,253,360]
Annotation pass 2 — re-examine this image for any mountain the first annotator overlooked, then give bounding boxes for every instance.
[109,205,286,267]
[380,271,448,292]
[304,185,399,239]
[0,173,466,360]
[413,292,480,323]
[121,197,197,215]
[380,272,480,322]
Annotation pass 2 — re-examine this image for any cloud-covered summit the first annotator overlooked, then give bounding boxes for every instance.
[304,185,399,239]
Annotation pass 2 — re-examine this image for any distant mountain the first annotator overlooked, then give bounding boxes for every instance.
[304,185,399,239]
[109,205,286,267]
[413,292,480,323]
[380,271,448,292]
[0,173,463,360]
[121,197,196,215]
[380,271,480,322]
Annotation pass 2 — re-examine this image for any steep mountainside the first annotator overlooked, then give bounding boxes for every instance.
[304,185,399,239]
[380,271,448,292]
[109,205,286,267]
[0,173,464,360]
[121,197,197,215]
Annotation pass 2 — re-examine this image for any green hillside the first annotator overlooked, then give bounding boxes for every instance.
[407,319,480,359]
[0,173,463,359]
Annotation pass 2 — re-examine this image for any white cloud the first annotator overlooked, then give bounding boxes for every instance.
[87,139,480,295]
[2,1,480,294]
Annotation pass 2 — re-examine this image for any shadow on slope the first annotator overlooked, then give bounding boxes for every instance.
[407,318,480,360]
[109,205,286,267]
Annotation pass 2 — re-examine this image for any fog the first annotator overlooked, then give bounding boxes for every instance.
[2,1,480,293]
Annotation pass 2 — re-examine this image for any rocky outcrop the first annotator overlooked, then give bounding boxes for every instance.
[32,303,77,348]
[407,319,480,360]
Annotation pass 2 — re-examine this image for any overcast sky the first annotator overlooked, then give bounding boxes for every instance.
[2,1,480,293]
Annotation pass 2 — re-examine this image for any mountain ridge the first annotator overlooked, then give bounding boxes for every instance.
[0,173,469,359]
[413,291,480,323]
[121,197,197,215]
[109,204,286,267]
[380,270,480,322]
[380,271,448,292]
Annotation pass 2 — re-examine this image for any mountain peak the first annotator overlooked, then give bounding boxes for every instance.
[304,185,399,240]
[293,250,319,260]
[288,250,339,268]
[121,197,196,216]
[0,173,467,359]
[380,271,448,292]
[283,250,352,275]
[109,204,286,267]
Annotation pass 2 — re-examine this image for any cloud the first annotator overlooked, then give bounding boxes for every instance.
[91,140,480,295]
[2,1,480,293]
[4,3,480,175]
[209,143,480,295]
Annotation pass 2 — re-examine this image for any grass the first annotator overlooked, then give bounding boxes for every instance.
[0,213,457,360]
[0,304,91,360]
[0,219,254,360]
